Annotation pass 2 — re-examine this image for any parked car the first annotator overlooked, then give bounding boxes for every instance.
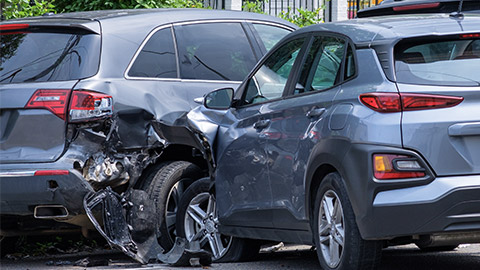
[176,13,480,268]
[357,0,480,17]
[0,8,295,255]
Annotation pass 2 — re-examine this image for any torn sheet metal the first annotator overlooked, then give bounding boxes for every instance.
[84,187,213,266]
[84,188,162,264]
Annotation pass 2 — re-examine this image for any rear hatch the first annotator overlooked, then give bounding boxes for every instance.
[395,33,480,176]
[0,21,101,163]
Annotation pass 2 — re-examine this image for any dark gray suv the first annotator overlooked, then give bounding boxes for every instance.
[176,13,480,269]
[0,8,294,254]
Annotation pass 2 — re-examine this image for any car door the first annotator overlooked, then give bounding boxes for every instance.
[261,35,350,230]
[215,37,309,228]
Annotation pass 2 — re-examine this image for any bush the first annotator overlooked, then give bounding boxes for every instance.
[279,7,323,27]
[2,0,55,20]
[54,0,203,13]
[242,0,264,14]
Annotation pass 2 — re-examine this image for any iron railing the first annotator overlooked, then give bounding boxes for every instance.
[202,0,383,21]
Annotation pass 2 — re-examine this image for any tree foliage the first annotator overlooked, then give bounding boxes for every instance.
[54,0,203,13]
[2,0,55,20]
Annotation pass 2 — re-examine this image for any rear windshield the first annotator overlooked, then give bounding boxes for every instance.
[0,30,100,84]
[395,37,480,86]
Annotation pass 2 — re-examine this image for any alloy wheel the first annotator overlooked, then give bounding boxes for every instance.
[318,189,345,268]
[183,191,232,259]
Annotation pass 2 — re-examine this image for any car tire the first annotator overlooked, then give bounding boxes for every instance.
[0,236,18,257]
[313,172,382,270]
[176,178,260,262]
[143,161,203,251]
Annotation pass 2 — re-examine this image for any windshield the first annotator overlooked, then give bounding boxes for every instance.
[0,30,100,84]
[394,37,480,86]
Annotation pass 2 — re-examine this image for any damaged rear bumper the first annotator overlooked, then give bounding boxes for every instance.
[0,168,93,217]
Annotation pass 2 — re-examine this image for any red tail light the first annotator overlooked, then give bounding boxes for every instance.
[392,2,440,11]
[360,93,463,113]
[460,33,480,39]
[34,170,69,176]
[0,24,30,35]
[25,89,70,120]
[402,93,463,111]
[359,93,401,112]
[25,89,113,122]
[373,154,425,180]
[0,24,29,31]
[69,91,113,122]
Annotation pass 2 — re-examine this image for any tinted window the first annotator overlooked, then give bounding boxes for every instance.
[175,23,257,81]
[0,31,100,84]
[345,45,356,79]
[128,27,177,78]
[243,38,305,105]
[395,38,480,86]
[295,37,345,94]
[253,23,291,51]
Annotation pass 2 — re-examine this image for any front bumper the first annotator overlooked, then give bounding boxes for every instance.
[0,169,93,217]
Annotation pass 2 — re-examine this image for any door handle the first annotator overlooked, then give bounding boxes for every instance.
[253,119,271,130]
[306,107,326,118]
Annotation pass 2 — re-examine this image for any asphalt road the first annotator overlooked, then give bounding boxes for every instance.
[1,243,479,269]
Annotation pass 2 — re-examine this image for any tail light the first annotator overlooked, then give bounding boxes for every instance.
[69,91,113,122]
[25,89,113,122]
[373,154,426,180]
[360,92,463,113]
[34,170,69,176]
[392,2,440,12]
[25,89,70,120]
[0,24,29,31]
[0,24,30,35]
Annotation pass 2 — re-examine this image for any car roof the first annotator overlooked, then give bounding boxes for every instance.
[2,8,296,31]
[357,0,480,18]
[294,13,480,45]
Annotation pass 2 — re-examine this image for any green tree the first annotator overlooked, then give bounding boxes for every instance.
[2,0,55,20]
[53,0,203,13]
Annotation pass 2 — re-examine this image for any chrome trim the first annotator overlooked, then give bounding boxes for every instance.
[173,19,247,27]
[34,205,69,219]
[0,171,36,177]
[373,175,480,206]
[246,20,295,31]
[180,79,242,84]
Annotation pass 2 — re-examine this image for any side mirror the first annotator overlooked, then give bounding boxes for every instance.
[204,88,234,110]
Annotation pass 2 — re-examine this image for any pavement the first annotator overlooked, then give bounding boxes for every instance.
[1,243,479,269]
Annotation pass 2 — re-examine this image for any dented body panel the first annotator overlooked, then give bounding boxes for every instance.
[0,8,295,263]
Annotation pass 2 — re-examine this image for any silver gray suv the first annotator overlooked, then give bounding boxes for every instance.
[0,8,294,256]
[175,13,480,269]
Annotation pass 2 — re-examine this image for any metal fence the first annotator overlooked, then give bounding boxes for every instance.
[202,0,383,21]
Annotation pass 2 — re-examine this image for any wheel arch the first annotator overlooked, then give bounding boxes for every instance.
[133,144,209,190]
[306,162,338,222]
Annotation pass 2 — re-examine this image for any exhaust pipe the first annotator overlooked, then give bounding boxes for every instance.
[34,205,69,219]
[417,232,480,247]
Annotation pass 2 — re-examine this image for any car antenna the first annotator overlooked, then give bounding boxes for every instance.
[450,0,465,18]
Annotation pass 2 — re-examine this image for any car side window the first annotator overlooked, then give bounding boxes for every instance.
[252,23,292,51]
[128,27,177,78]
[174,23,257,81]
[295,37,346,94]
[242,38,305,105]
[344,45,356,79]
